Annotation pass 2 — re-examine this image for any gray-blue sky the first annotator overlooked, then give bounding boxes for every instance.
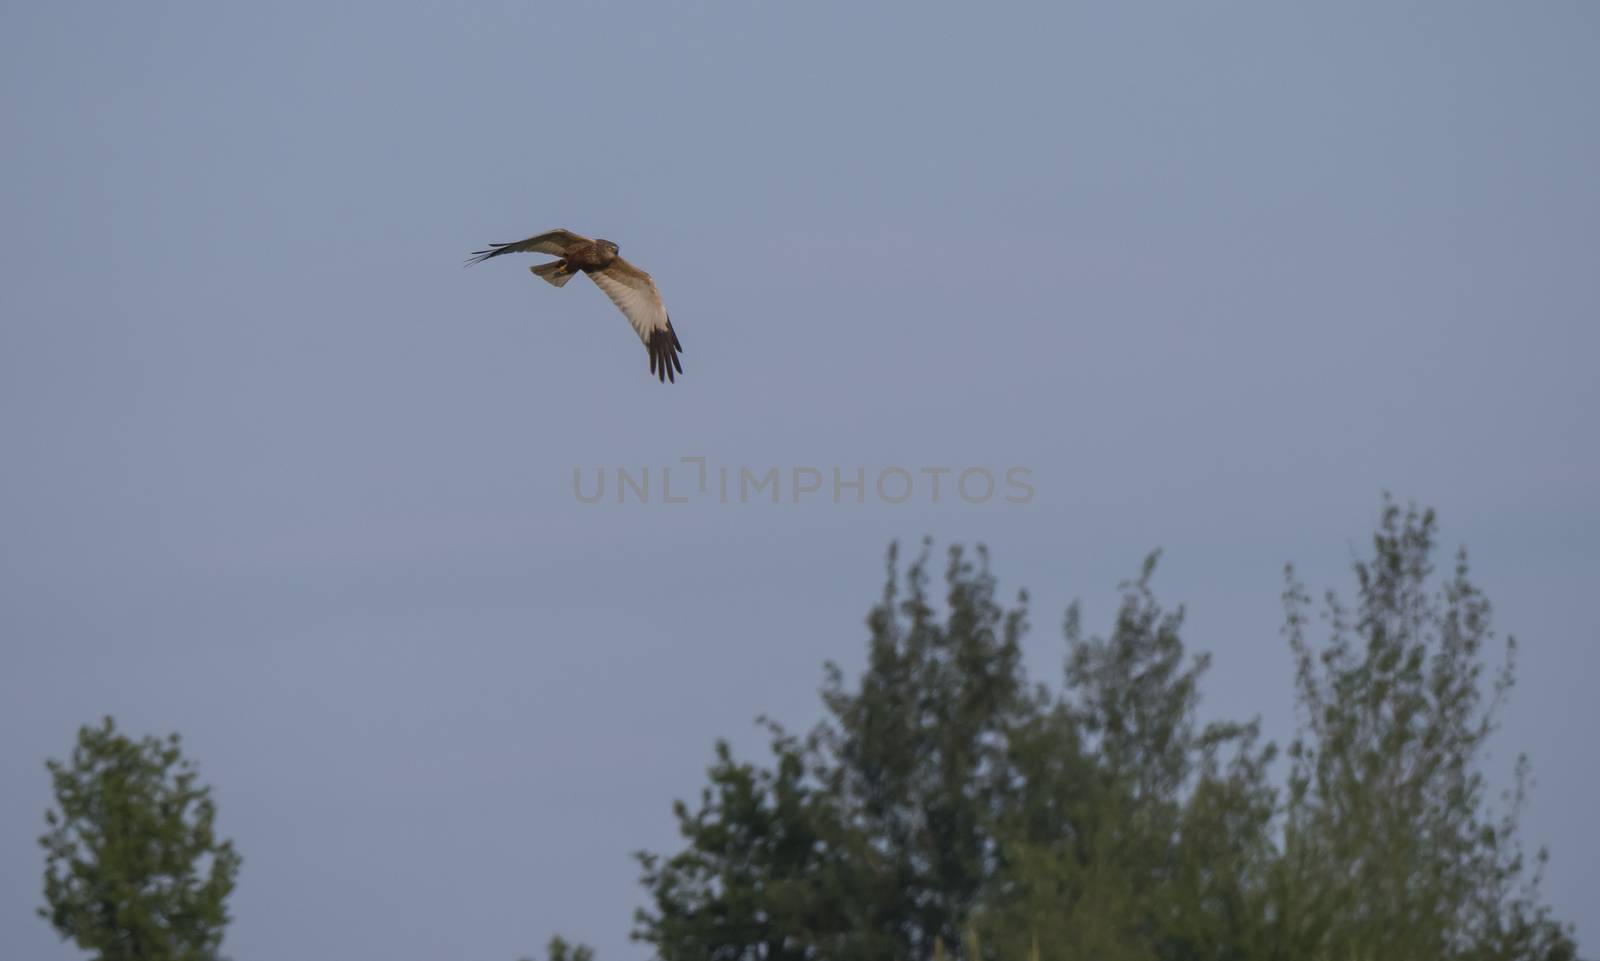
[2,1,1596,958]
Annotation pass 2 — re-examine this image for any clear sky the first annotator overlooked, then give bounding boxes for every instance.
[2,2,1596,958]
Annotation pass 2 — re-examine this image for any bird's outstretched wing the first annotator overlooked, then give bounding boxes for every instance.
[465,228,590,266]
[587,257,684,383]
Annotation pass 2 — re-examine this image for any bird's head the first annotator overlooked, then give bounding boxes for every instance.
[598,239,620,256]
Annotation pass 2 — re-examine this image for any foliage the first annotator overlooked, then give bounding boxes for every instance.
[1272,501,1576,961]
[38,716,241,961]
[634,542,1026,961]
[587,498,1579,960]
[528,936,595,961]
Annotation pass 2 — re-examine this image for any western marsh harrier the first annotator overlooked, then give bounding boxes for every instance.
[467,228,684,383]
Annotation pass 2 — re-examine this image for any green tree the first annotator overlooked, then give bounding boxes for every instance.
[39,716,241,961]
[526,935,595,961]
[811,542,1033,958]
[1272,499,1577,961]
[633,543,1266,961]
[977,554,1275,961]
[634,543,1033,961]
[627,499,1579,961]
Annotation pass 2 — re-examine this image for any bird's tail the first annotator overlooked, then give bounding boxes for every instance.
[530,260,577,287]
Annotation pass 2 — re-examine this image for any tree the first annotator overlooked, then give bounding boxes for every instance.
[1273,498,1577,961]
[526,935,595,961]
[620,498,1579,960]
[632,542,1268,961]
[38,716,241,961]
[634,542,1034,961]
[976,553,1275,961]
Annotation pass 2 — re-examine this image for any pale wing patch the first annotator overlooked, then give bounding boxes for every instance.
[587,261,669,344]
[587,258,682,382]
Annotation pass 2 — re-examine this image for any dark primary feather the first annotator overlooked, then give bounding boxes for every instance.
[648,321,684,383]
[463,242,522,266]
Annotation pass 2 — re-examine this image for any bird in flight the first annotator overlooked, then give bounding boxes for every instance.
[466,228,684,383]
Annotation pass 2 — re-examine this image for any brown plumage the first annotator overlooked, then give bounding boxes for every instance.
[466,228,684,383]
